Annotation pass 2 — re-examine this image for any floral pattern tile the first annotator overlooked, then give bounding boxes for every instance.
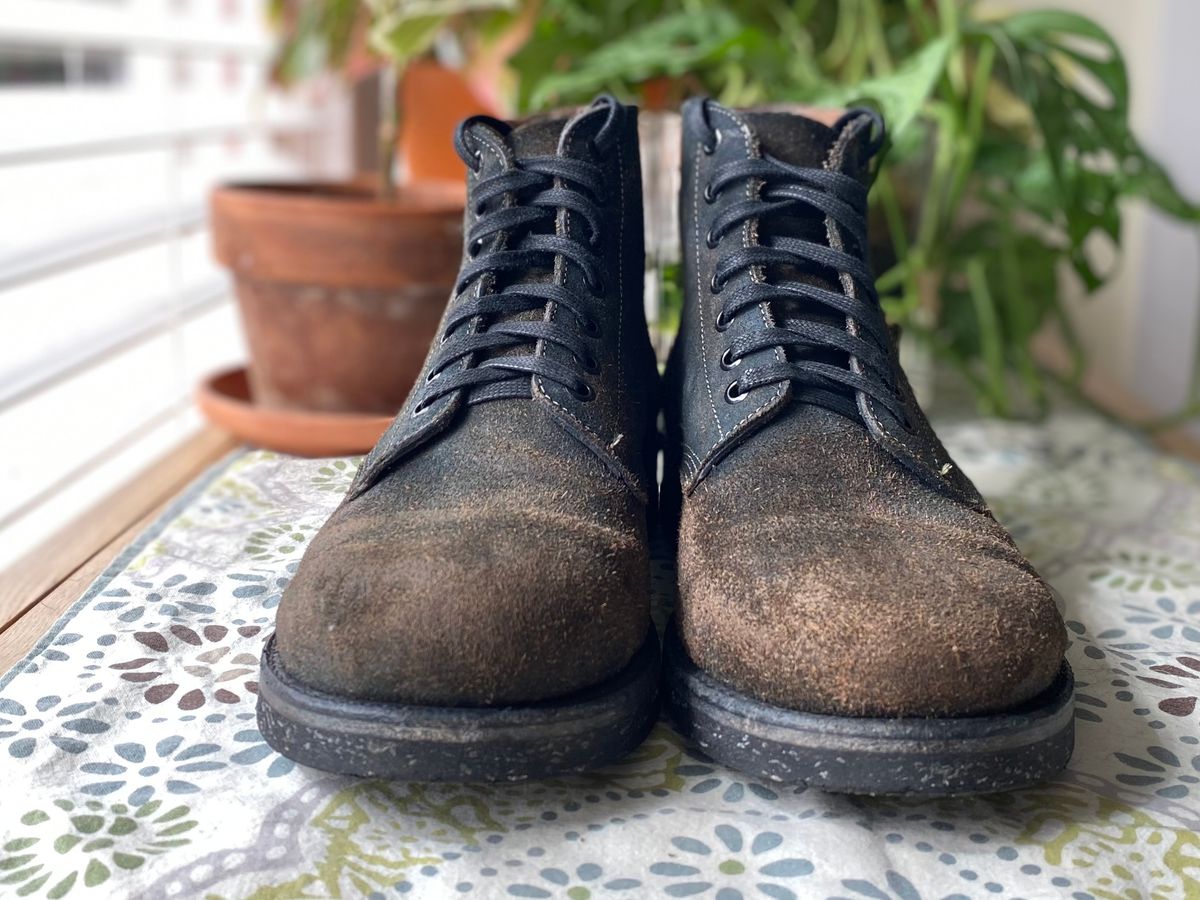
[2,413,1200,898]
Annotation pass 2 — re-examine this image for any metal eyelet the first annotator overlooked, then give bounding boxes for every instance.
[425,369,441,384]
[720,348,742,370]
[702,130,723,155]
[468,237,485,258]
[705,228,719,249]
[412,398,431,417]
[578,351,600,374]
[570,380,595,402]
[579,315,601,337]
[725,380,747,403]
[714,311,730,332]
[471,148,483,172]
[703,182,718,204]
[710,273,724,294]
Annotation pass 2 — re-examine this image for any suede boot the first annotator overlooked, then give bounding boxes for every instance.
[662,99,1074,795]
[258,96,661,781]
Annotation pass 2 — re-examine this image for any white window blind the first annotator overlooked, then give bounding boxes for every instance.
[0,0,352,570]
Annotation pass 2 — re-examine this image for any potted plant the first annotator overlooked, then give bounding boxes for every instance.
[207,0,516,446]
[511,1,1200,419]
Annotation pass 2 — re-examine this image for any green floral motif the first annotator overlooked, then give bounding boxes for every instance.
[1009,786,1200,900]
[242,523,318,563]
[505,862,642,898]
[1088,550,1200,594]
[546,725,690,795]
[247,781,505,898]
[311,458,361,493]
[889,784,1200,900]
[0,798,196,897]
[648,824,813,898]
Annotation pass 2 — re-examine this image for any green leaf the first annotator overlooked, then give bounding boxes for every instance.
[993,8,1200,288]
[519,10,755,110]
[365,0,516,69]
[803,35,953,141]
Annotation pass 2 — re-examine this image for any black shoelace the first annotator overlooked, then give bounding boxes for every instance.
[704,109,907,426]
[411,110,616,414]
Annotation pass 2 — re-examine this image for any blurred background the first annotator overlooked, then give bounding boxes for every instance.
[1,0,1198,572]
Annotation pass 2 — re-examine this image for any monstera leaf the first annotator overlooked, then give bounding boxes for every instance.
[989,9,1200,288]
[802,35,953,146]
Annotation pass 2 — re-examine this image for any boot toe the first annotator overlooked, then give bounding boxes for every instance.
[677,510,1067,717]
[274,503,648,706]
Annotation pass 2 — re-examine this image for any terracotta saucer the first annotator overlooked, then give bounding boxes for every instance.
[196,367,394,457]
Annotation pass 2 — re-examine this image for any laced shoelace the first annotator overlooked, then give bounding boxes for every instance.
[703,109,907,426]
[411,112,615,414]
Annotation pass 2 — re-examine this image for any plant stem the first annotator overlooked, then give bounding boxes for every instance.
[943,36,994,221]
[966,256,1011,416]
[378,63,402,201]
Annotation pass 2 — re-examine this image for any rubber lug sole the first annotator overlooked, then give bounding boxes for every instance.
[663,626,1074,796]
[257,629,660,782]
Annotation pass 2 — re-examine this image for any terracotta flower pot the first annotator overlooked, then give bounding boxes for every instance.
[210,181,464,414]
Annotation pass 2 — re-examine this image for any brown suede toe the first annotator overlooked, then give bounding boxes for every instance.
[275,404,650,707]
[675,410,1067,718]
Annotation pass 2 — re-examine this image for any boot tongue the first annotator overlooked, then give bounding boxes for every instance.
[740,109,839,169]
[507,116,570,158]
[506,101,611,161]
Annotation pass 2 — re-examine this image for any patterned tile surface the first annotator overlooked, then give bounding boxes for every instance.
[2,414,1199,899]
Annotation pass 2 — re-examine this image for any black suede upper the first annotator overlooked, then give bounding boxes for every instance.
[274,98,659,706]
[665,100,1068,717]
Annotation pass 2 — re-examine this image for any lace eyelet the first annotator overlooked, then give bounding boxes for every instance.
[578,351,600,374]
[703,182,718,204]
[714,311,730,332]
[569,380,595,402]
[425,369,441,384]
[468,237,485,258]
[720,348,742,369]
[725,380,747,403]
[470,148,483,173]
[579,315,601,337]
[710,273,724,295]
[702,130,723,155]
[412,398,432,417]
[705,228,719,249]
[587,274,606,294]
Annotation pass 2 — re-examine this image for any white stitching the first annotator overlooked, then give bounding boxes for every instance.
[821,116,906,447]
[616,137,625,420]
[696,106,786,466]
[694,142,724,438]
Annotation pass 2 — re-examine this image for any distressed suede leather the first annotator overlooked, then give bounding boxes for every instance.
[274,99,658,706]
[665,100,1067,717]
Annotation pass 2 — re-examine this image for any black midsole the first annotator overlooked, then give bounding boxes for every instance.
[257,629,661,781]
[663,626,1075,796]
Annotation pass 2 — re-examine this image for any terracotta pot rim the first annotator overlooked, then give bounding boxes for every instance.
[196,366,395,457]
[213,181,465,217]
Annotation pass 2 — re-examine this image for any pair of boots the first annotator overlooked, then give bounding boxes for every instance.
[256,96,1074,796]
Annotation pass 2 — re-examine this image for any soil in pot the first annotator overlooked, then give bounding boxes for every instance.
[210,180,464,415]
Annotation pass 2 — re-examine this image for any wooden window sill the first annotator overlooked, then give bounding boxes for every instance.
[0,427,238,673]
